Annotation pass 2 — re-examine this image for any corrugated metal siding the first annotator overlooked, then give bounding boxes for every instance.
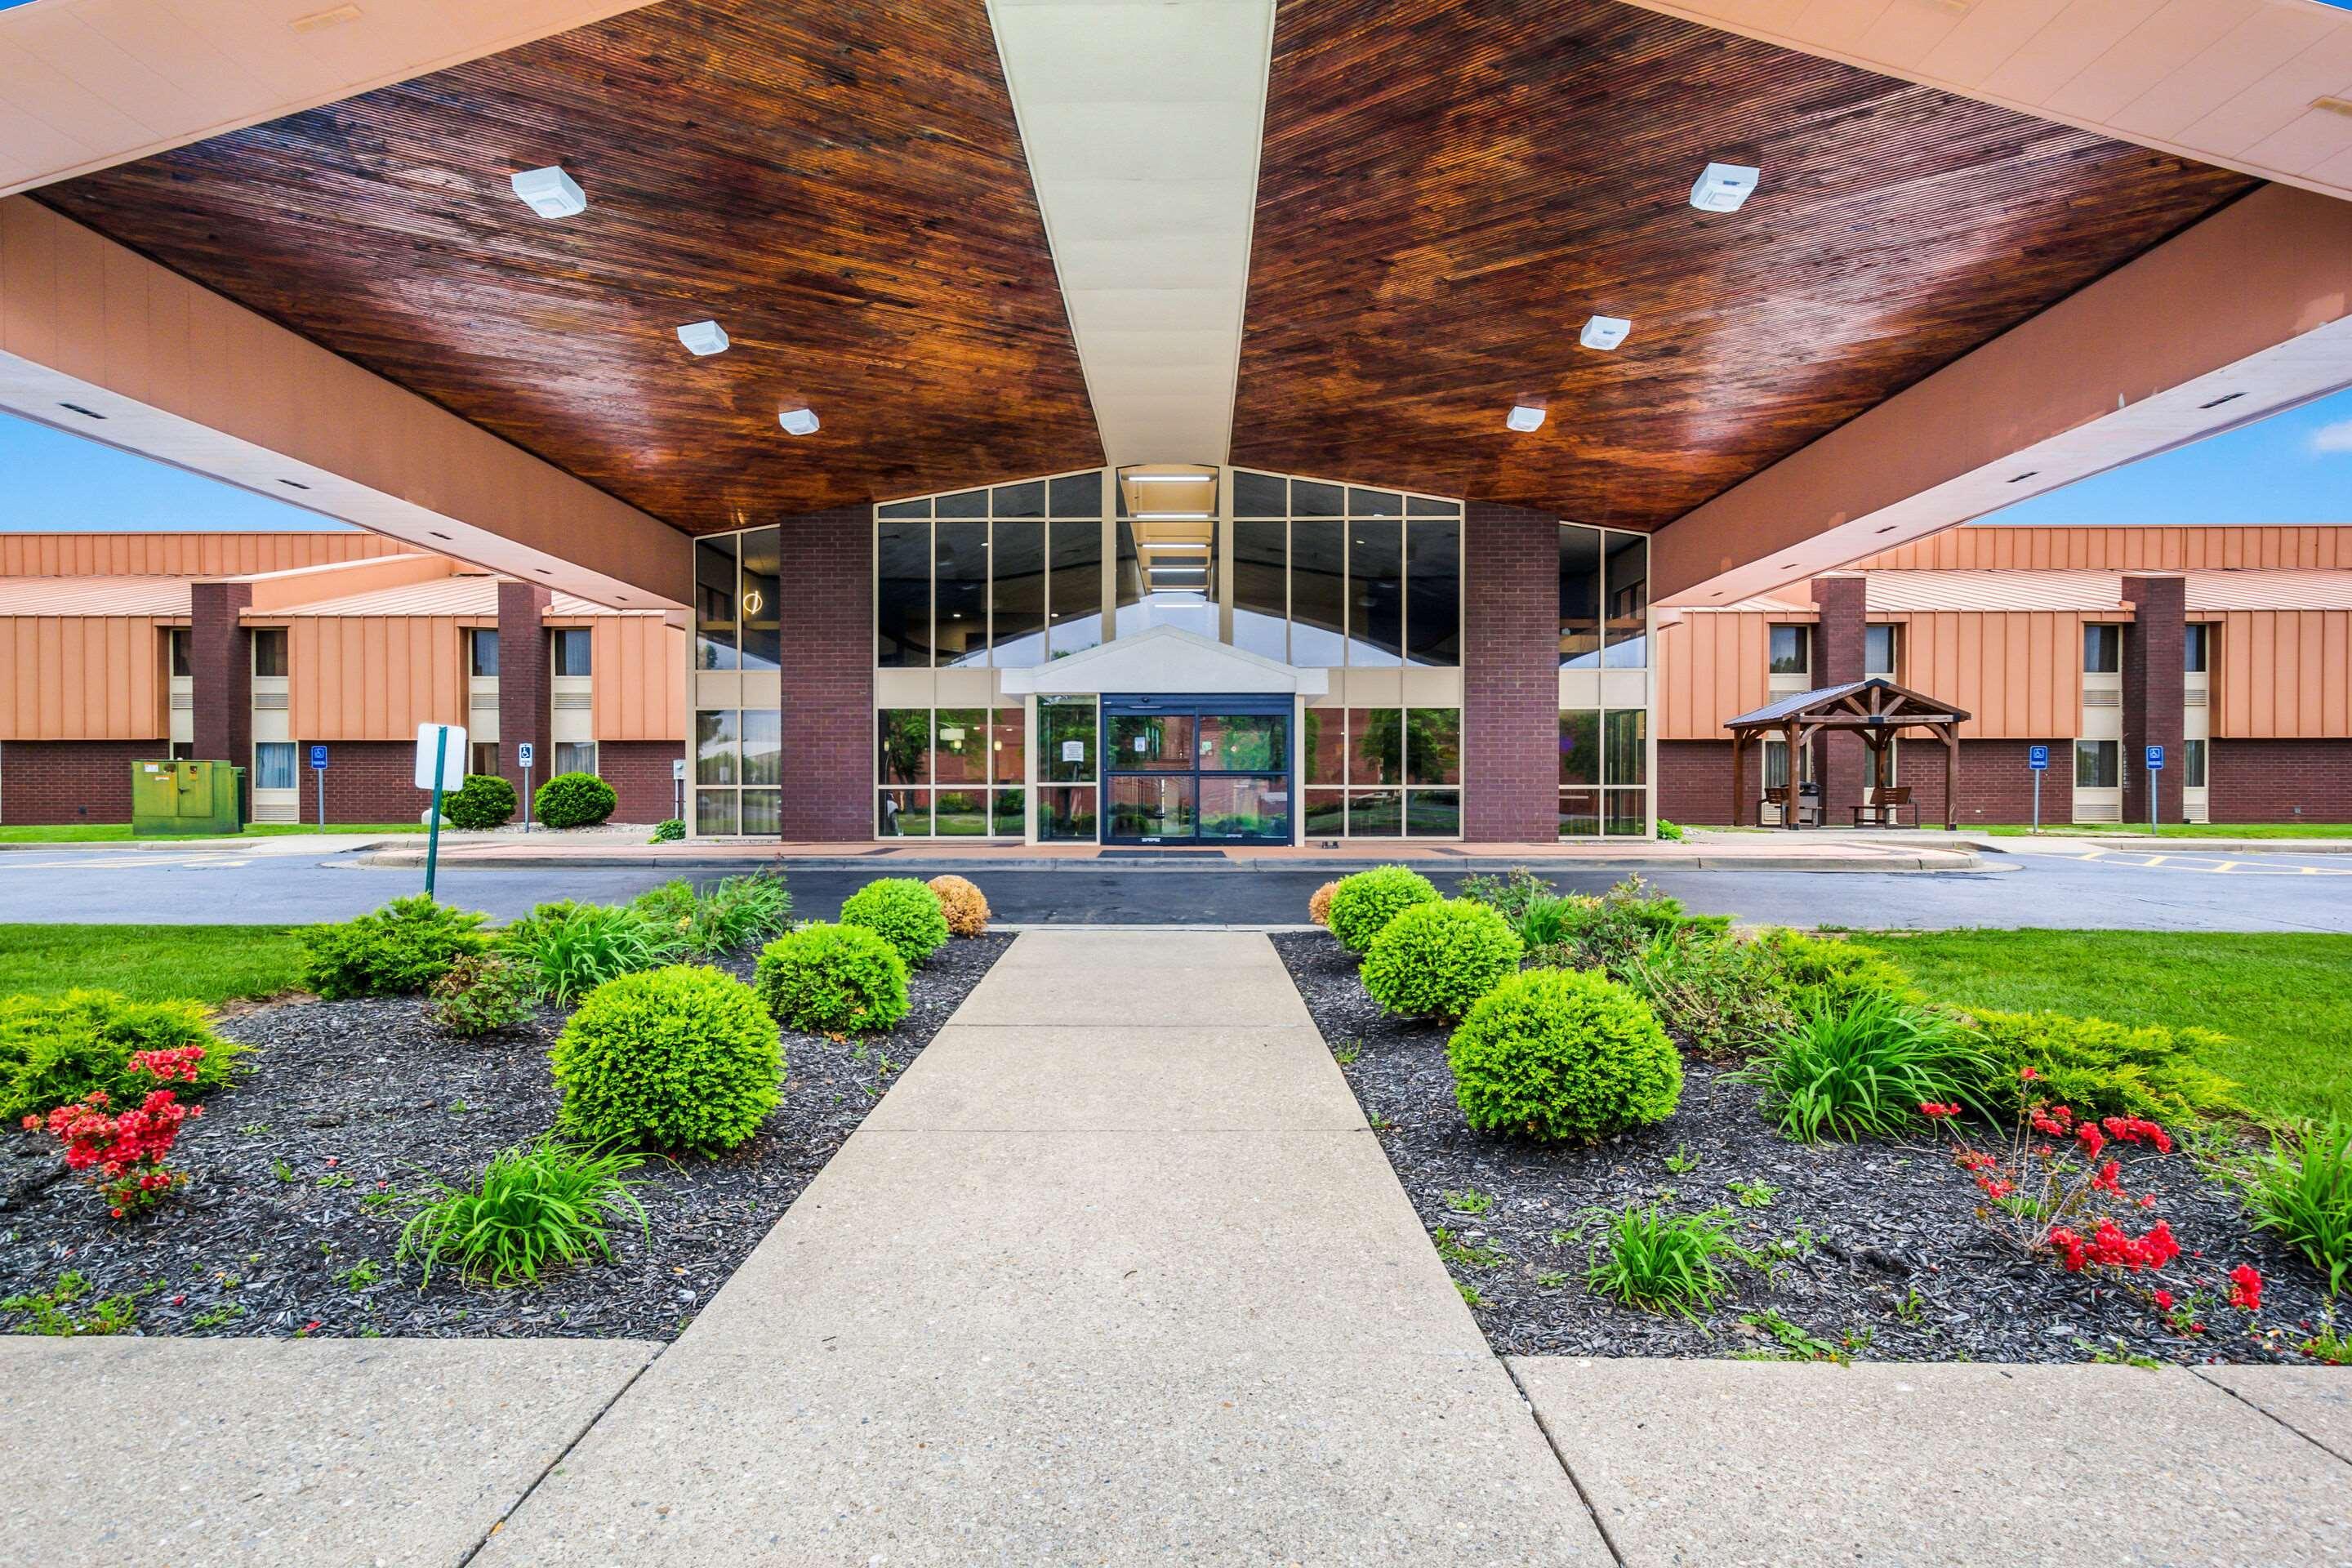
[289,616,466,740]
[0,577,193,616]
[0,532,399,577]
[1901,611,2084,739]
[2216,610,2352,739]
[1659,612,1772,740]
[1855,525,2352,572]
[1868,571,2126,612]
[0,615,167,739]
[590,617,686,741]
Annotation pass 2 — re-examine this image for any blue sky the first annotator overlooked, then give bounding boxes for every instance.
[3,383,2350,534]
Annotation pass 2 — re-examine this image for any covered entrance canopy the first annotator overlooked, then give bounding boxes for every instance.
[1725,679,1971,831]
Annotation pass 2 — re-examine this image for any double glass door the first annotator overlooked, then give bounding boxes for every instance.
[1102,694,1291,844]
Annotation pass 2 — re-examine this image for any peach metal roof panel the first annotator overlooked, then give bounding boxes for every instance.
[0,576,193,616]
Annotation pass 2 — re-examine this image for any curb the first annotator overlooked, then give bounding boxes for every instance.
[351,849,1985,875]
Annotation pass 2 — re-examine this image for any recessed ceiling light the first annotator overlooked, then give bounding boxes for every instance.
[1875,525,1897,534]
[1134,510,1210,520]
[676,319,729,356]
[778,408,820,436]
[1689,162,1760,213]
[57,401,106,420]
[1580,316,1632,351]
[428,531,452,540]
[510,165,586,220]
[535,568,551,576]
[1506,405,1546,433]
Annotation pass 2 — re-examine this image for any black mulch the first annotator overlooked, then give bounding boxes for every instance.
[1272,932,2336,1365]
[0,936,1011,1341]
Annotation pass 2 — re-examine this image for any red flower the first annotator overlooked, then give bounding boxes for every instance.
[2228,1265,2263,1312]
[2020,1067,2041,1081]
[2153,1290,2175,1312]
[2074,1123,2106,1160]
[1919,1101,1960,1120]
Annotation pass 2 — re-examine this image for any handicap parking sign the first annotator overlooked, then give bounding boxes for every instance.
[2026,744,2047,771]
[2145,745,2164,770]
[309,744,328,770]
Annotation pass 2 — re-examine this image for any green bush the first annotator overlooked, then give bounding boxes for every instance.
[1740,993,1992,1143]
[1361,899,1524,1021]
[1586,1205,1753,1319]
[1528,875,1729,976]
[0,990,242,1123]
[535,771,617,830]
[1448,968,1682,1143]
[1966,1008,2243,1123]
[2242,1119,2352,1297]
[1618,929,1794,1059]
[1750,929,1919,1013]
[443,773,517,831]
[399,1134,648,1287]
[296,895,488,1000]
[424,952,534,1038]
[630,873,794,957]
[838,877,950,968]
[500,900,686,1006]
[550,965,782,1151]
[1655,818,1686,843]
[649,818,685,844]
[753,923,910,1035]
[1325,866,1441,955]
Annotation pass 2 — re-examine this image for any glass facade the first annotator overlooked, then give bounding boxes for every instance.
[1558,524,1652,836]
[1300,707,1460,839]
[876,706,1025,837]
[875,470,1101,669]
[1229,473,1459,667]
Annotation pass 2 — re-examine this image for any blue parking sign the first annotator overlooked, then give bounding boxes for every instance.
[2145,745,2164,771]
[2026,744,2048,772]
[309,744,329,770]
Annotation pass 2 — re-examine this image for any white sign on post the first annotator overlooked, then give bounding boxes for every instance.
[414,724,467,791]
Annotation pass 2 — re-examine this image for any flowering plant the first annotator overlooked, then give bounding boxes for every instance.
[20,1047,205,1217]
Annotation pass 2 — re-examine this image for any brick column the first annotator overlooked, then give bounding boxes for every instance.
[189,580,252,808]
[497,579,552,795]
[1463,502,1558,843]
[776,508,873,842]
[1810,574,1866,823]
[2120,574,2185,826]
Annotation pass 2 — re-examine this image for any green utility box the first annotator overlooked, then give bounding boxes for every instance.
[131,759,246,837]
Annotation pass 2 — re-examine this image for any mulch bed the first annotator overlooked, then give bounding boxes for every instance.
[0,936,1010,1341]
[1272,932,2336,1365]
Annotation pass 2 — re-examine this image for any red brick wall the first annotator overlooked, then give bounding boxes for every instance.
[2209,739,2352,824]
[497,581,552,795]
[1463,502,1559,842]
[1810,575,1867,821]
[599,740,684,825]
[2121,576,2185,823]
[0,741,152,825]
[775,508,872,842]
[291,740,434,823]
[189,580,252,809]
[1660,737,2076,827]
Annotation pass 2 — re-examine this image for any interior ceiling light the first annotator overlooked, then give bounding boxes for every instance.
[777,408,820,436]
[1580,316,1632,351]
[510,165,586,219]
[1134,510,1210,521]
[1127,472,1208,483]
[1506,405,1546,433]
[1689,162,1761,213]
[675,320,729,357]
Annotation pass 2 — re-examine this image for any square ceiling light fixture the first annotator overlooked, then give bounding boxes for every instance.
[1580,315,1632,351]
[510,165,586,219]
[777,408,820,436]
[1689,162,1761,213]
[675,320,729,356]
[1506,405,1547,433]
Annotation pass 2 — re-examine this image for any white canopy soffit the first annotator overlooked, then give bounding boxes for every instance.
[999,625,1328,697]
[985,0,1276,470]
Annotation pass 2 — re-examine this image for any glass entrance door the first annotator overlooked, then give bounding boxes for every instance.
[1101,694,1290,844]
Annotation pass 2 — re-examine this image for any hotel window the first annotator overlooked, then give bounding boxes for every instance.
[1228,474,1460,667]
[878,706,1026,838]
[2183,623,2211,675]
[1768,625,1811,677]
[253,742,296,791]
[1300,707,1461,839]
[1558,708,1647,837]
[874,474,1102,670]
[1559,525,1648,669]
[695,535,739,670]
[2184,738,2207,789]
[470,742,500,777]
[2082,625,2122,675]
[2074,739,2119,789]
[468,629,500,679]
[169,629,190,679]
[554,742,598,777]
[694,708,781,835]
[1864,624,1898,679]
[252,628,287,679]
[551,628,592,677]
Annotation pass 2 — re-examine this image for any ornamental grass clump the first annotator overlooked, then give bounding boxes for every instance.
[927,875,991,938]
[0,990,239,1125]
[1448,969,1681,1143]
[1740,993,1993,1143]
[630,873,795,956]
[398,1134,649,1288]
[1965,1009,2243,1124]
[754,924,910,1036]
[296,895,488,1000]
[1586,1205,1753,1319]
[501,900,687,1005]
[1307,880,1339,928]
[839,877,951,967]
[1325,866,1440,955]
[550,965,782,1152]
[1526,875,1727,976]
[2240,1118,2352,1297]
[1361,898,1523,1022]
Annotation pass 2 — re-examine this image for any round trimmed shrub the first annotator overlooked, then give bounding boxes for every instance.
[443,773,517,831]
[535,771,618,830]
[1325,866,1439,954]
[839,877,951,966]
[1361,898,1525,1021]
[1448,969,1682,1143]
[927,875,991,938]
[1307,880,1339,927]
[550,964,781,1152]
[754,923,910,1035]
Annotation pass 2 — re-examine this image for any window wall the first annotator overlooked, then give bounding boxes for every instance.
[695,706,781,836]
[877,706,1025,837]
[1558,523,1650,836]
[1039,696,1098,841]
[695,529,782,673]
[1301,707,1461,838]
[876,471,1103,669]
[1231,474,1460,666]
[1558,524,1648,670]
[1557,707,1646,836]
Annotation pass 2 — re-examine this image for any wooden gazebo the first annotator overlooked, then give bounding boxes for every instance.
[1724,678,1971,830]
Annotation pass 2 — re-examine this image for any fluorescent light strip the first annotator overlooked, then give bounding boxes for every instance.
[1134,511,1212,521]
[1126,473,1209,483]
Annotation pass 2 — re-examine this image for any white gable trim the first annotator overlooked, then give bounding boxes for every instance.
[997,626,1326,696]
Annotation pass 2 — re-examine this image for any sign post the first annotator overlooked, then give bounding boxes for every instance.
[414,724,466,898]
[671,755,685,824]
[310,743,329,828]
[2026,743,2048,834]
[518,742,535,833]
[2144,744,2164,837]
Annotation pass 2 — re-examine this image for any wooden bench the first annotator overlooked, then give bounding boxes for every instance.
[1762,786,1819,827]
[1853,785,1913,827]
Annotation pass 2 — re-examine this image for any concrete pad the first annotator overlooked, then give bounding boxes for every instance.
[680,1128,1465,1354]
[2198,1365,2352,1464]
[1510,1357,2352,1567]
[0,1337,658,1568]
[949,961,1314,1026]
[988,927,1281,970]
[862,1022,1365,1132]
[477,1344,1609,1567]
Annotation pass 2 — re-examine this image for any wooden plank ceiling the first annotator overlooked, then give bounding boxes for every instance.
[1231,0,2257,531]
[35,0,1102,533]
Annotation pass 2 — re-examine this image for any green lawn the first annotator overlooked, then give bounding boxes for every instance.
[0,924,307,1005]
[1984,822,2352,840]
[1860,929,2352,1126]
[0,822,424,844]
